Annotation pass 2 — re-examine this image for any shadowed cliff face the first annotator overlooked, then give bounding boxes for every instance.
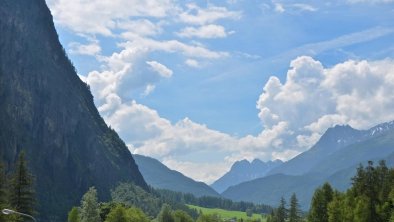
[0,0,147,220]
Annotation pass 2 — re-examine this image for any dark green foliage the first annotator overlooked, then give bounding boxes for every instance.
[156,189,272,214]
[157,204,175,222]
[310,160,394,222]
[111,183,162,216]
[9,151,35,217]
[80,187,101,222]
[289,193,302,222]
[308,183,333,222]
[275,197,287,222]
[68,207,80,222]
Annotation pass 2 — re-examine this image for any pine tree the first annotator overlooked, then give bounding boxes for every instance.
[80,187,101,222]
[276,197,287,222]
[308,183,333,222]
[9,151,35,217]
[289,193,301,222]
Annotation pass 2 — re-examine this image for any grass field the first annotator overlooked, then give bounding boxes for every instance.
[187,204,267,221]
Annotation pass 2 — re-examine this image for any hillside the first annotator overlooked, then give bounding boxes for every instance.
[0,0,147,220]
[222,121,394,209]
[134,154,220,197]
[211,159,282,193]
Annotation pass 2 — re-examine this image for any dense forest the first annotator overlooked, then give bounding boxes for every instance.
[267,160,394,222]
[308,160,394,222]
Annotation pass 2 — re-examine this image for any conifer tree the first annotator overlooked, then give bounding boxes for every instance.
[276,197,287,222]
[9,151,35,216]
[289,193,301,222]
[308,183,333,222]
[80,187,101,222]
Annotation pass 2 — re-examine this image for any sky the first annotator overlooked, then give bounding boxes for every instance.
[46,0,394,184]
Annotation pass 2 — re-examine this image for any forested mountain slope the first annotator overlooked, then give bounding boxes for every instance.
[0,0,147,220]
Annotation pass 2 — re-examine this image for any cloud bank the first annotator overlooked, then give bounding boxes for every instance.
[83,56,394,183]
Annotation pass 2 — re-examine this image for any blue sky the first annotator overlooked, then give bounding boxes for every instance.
[47,0,394,183]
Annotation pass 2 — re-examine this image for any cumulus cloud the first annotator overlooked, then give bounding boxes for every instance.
[177,24,229,39]
[48,0,176,36]
[257,56,394,150]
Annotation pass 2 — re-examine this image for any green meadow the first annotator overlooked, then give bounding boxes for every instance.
[187,204,267,221]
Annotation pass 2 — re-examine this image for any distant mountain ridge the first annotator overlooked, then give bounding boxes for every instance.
[222,121,394,209]
[0,0,147,221]
[211,158,283,193]
[133,154,220,197]
[268,121,394,176]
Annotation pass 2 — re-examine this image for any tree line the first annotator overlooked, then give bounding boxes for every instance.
[266,193,303,222]
[308,160,394,222]
[0,151,36,222]
[154,188,272,214]
[68,185,265,222]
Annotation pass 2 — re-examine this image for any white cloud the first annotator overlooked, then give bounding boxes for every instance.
[82,56,394,183]
[179,3,241,25]
[146,61,173,78]
[119,38,229,59]
[118,19,163,38]
[163,158,230,184]
[177,24,229,39]
[48,0,176,36]
[257,56,394,150]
